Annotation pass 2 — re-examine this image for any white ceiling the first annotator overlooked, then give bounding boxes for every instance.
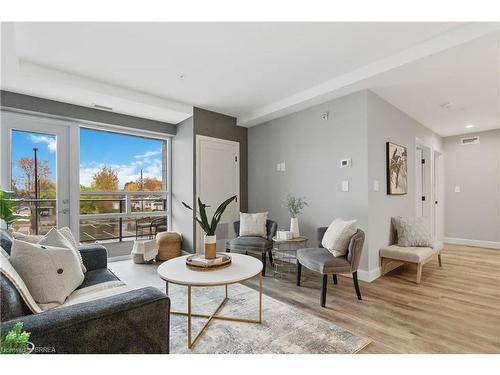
[1,22,499,136]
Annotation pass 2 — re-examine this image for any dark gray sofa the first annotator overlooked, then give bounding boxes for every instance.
[0,230,170,354]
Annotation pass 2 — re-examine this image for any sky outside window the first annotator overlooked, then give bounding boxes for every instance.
[79,128,165,191]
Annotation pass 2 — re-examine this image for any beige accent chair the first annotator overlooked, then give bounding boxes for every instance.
[379,222,442,284]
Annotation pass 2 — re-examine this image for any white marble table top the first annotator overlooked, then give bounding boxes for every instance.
[157,253,263,286]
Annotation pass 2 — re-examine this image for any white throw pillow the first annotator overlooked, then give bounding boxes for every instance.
[9,239,84,304]
[321,219,358,257]
[44,227,87,273]
[239,212,268,238]
[11,231,43,243]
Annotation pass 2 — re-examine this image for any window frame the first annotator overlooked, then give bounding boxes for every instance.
[76,123,172,243]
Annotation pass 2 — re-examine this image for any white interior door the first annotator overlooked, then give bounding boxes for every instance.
[1,111,71,233]
[196,135,240,253]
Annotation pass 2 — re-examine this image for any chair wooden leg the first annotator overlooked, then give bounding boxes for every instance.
[332,274,338,284]
[353,271,362,300]
[261,252,267,276]
[320,275,328,307]
[268,250,274,267]
[296,262,302,286]
[416,263,423,284]
[438,253,442,267]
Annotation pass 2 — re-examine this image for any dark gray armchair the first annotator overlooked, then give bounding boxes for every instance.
[296,227,365,307]
[225,220,278,276]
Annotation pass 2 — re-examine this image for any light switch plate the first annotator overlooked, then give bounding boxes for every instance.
[280,162,286,171]
[342,180,349,192]
[373,180,380,191]
[276,163,281,171]
[454,185,461,193]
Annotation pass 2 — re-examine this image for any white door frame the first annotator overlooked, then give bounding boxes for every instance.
[415,137,441,240]
[0,110,79,233]
[195,135,240,252]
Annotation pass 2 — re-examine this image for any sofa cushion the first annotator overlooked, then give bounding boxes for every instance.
[297,248,351,274]
[11,231,43,243]
[379,245,437,263]
[9,239,84,304]
[321,218,358,257]
[40,227,87,273]
[0,229,13,255]
[77,268,120,290]
[226,236,273,252]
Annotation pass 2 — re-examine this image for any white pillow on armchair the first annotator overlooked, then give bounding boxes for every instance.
[239,212,268,238]
[321,219,358,257]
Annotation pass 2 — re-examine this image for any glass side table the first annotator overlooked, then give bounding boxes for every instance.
[272,236,308,279]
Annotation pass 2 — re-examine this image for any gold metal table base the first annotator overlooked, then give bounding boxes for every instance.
[168,273,263,349]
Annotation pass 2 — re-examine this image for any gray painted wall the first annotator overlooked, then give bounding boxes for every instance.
[366,91,443,272]
[248,91,370,271]
[1,90,177,135]
[248,90,444,280]
[171,107,248,253]
[443,129,500,243]
[171,117,195,251]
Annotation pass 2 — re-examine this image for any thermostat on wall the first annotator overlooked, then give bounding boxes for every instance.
[340,158,351,168]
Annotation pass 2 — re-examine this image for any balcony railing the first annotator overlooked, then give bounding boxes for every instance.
[7,191,169,243]
[79,191,169,243]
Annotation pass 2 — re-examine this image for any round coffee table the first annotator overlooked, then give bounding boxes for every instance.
[157,253,263,349]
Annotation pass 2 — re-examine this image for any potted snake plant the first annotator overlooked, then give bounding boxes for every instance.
[182,196,237,259]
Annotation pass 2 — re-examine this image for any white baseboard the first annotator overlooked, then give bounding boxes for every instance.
[343,267,381,283]
[444,237,500,250]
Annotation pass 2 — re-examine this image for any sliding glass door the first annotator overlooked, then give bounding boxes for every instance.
[0,111,71,234]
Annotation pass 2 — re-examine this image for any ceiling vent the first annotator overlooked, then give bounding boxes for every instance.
[461,136,479,145]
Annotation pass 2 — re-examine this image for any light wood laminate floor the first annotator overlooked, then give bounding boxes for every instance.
[244,244,500,353]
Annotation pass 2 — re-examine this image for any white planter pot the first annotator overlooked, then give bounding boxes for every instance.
[290,217,300,238]
[204,234,217,259]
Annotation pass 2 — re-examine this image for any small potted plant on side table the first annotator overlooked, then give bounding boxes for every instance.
[284,194,308,238]
[0,322,34,354]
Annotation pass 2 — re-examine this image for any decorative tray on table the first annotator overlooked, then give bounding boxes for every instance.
[185,253,232,271]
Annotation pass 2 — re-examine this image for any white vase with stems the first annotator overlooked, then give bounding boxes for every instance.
[290,217,300,238]
[284,194,308,239]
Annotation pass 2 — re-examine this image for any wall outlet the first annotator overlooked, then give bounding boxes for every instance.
[321,111,329,121]
[373,180,380,192]
[454,185,461,193]
[280,162,286,171]
[342,180,349,192]
[340,158,351,168]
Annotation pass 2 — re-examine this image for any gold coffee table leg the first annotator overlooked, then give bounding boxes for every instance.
[171,276,263,349]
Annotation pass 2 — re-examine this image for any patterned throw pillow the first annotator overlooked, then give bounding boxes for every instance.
[239,212,268,238]
[321,219,358,257]
[392,216,433,247]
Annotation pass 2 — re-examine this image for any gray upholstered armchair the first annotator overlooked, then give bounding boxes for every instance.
[225,220,278,276]
[296,227,365,307]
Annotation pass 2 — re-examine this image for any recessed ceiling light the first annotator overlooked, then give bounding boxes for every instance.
[465,124,474,129]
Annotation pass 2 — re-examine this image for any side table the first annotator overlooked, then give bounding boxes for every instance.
[272,236,308,278]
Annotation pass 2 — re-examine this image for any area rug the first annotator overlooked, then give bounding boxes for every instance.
[167,283,370,354]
